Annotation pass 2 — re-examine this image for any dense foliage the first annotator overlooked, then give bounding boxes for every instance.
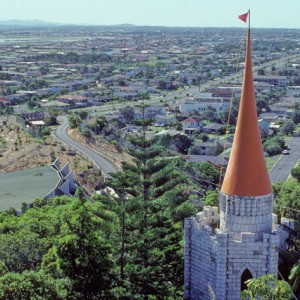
[95,110,196,298]
[0,194,116,299]
[0,124,199,299]
[240,274,293,300]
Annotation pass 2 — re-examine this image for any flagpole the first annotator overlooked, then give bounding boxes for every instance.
[248,9,250,30]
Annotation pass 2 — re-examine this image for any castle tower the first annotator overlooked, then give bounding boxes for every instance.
[184,23,279,300]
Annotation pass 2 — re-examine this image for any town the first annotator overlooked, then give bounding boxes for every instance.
[0,23,300,299]
[1,25,300,197]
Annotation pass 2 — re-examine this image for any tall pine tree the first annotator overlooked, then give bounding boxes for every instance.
[95,104,195,298]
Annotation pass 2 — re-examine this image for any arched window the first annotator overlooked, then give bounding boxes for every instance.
[241,268,253,291]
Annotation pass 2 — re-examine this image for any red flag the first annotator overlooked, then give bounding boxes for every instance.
[238,12,248,23]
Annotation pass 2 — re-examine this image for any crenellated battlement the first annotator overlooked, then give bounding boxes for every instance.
[195,206,219,228]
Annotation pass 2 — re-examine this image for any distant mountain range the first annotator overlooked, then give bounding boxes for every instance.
[0,19,139,27]
[0,19,61,26]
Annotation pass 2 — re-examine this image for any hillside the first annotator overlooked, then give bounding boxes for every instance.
[0,123,104,195]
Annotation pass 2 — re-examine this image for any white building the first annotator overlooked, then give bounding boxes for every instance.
[253,75,287,87]
[180,93,230,115]
[182,116,202,135]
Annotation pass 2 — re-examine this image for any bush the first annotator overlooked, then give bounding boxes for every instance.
[291,163,300,182]
[41,128,51,137]
[263,136,285,156]
[264,142,281,156]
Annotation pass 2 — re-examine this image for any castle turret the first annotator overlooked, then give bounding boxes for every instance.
[184,17,279,300]
[219,27,274,234]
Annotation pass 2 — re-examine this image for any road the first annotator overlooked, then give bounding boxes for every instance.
[269,137,300,183]
[54,117,117,177]
[54,119,300,183]
[54,52,300,179]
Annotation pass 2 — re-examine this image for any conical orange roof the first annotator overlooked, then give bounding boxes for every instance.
[221,28,272,196]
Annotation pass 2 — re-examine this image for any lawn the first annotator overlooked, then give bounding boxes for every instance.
[266,155,281,172]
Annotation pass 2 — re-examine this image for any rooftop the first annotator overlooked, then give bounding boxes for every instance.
[0,166,61,210]
[221,28,272,197]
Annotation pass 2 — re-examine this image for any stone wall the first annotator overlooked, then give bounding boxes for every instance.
[184,205,279,300]
[184,218,217,299]
[184,207,219,300]
[219,193,274,233]
[221,231,279,300]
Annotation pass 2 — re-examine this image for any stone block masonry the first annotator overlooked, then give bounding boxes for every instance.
[184,204,279,300]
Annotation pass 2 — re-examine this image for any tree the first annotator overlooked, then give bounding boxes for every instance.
[240,274,293,299]
[41,128,51,137]
[95,170,140,286]
[199,133,209,142]
[68,114,81,129]
[158,80,167,90]
[257,68,266,75]
[119,106,135,123]
[201,106,220,123]
[203,190,219,206]
[27,97,39,109]
[209,141,223,156]
[289,261,300,297]
[273,179,300,219]
[0,271,68,300]
[171,134,193,154]
[97,105,194,298]
[42,196,116,299]
[281,120,295,135]
[118,80,126,87]
[292,104,300,124]
[0,230,47,273]
[184,162,219,190]
[78,110,88,120]
[263,136,286,156]
[0,194,117,300]
[257,98,270,114]
[291,163,300,182]
[220,105,239,125]
[88,116,108,134]
[81,127,92,138]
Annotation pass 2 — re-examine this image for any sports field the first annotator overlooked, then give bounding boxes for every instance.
[0,166,60,211]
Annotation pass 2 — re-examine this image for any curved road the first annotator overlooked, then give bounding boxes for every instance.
[55,117,117,177]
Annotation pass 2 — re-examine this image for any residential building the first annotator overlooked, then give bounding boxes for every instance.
[154,114,176,126]
[180,93,230,115]
[287,86,300,97]
[182,116,202,135]
[208,86,242,100]
[56,95,88,107]
[253,75,287,87]
[202,123,225,134]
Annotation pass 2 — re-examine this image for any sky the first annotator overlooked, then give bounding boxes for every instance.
[1,0,300,29]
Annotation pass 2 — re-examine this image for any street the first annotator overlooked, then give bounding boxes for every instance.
[55,117,117,177]
[269,137,300,183]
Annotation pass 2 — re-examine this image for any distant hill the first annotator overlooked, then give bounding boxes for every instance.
[117,24,137,27]
[0,19,60,26]
[0,19,140,28]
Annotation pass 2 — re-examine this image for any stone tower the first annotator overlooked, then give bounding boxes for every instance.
[184,27,279,299]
